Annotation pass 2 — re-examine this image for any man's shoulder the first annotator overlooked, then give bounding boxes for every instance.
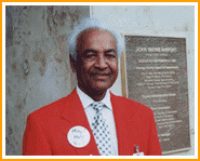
[28,89,78,120]
[110,92,153,114]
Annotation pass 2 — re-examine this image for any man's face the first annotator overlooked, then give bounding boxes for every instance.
[74,29,118,95]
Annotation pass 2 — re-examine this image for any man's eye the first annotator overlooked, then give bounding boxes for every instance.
[85,53,96,59]
[105,53,116,58]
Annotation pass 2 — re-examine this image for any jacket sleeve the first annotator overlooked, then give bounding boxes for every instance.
[22,114,52,155]
[147,110,162,155]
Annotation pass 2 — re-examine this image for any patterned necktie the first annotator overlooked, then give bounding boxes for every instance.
[91,102,112,155]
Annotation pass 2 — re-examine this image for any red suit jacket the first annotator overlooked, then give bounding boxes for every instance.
[23,89,162,155]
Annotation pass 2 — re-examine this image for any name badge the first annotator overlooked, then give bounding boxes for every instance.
[133,145,144,156]
[67,125,91,148]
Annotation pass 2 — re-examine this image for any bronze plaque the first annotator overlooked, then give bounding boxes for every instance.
[123,36,190,154]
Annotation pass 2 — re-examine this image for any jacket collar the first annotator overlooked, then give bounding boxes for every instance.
[77,86,112,110]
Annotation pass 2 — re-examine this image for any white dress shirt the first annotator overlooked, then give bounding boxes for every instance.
[76,86,118,155]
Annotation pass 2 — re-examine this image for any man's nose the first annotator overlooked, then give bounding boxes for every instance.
[95,54,108,69]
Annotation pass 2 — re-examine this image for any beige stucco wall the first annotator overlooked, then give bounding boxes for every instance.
[6,6,90,155]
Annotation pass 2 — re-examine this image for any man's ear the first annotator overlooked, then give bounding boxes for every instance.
[70,55,77,73]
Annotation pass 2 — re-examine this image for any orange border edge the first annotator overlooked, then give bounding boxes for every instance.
[1,2,199,161]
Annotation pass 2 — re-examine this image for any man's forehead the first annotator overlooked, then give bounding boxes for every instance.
[78,28,116,42]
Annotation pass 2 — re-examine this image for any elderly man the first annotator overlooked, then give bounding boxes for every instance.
[23,18,162,155]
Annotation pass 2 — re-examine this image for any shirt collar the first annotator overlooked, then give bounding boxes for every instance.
[76,86,112,110]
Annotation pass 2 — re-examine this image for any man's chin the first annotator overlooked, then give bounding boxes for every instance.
[91,83,111,93]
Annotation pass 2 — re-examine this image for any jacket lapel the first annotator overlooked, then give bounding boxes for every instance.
[111,93,138,155]
[61,89,100,155]
[60,90,139,155]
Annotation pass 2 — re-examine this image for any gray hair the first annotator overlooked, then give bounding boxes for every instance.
[68,17,125,60]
